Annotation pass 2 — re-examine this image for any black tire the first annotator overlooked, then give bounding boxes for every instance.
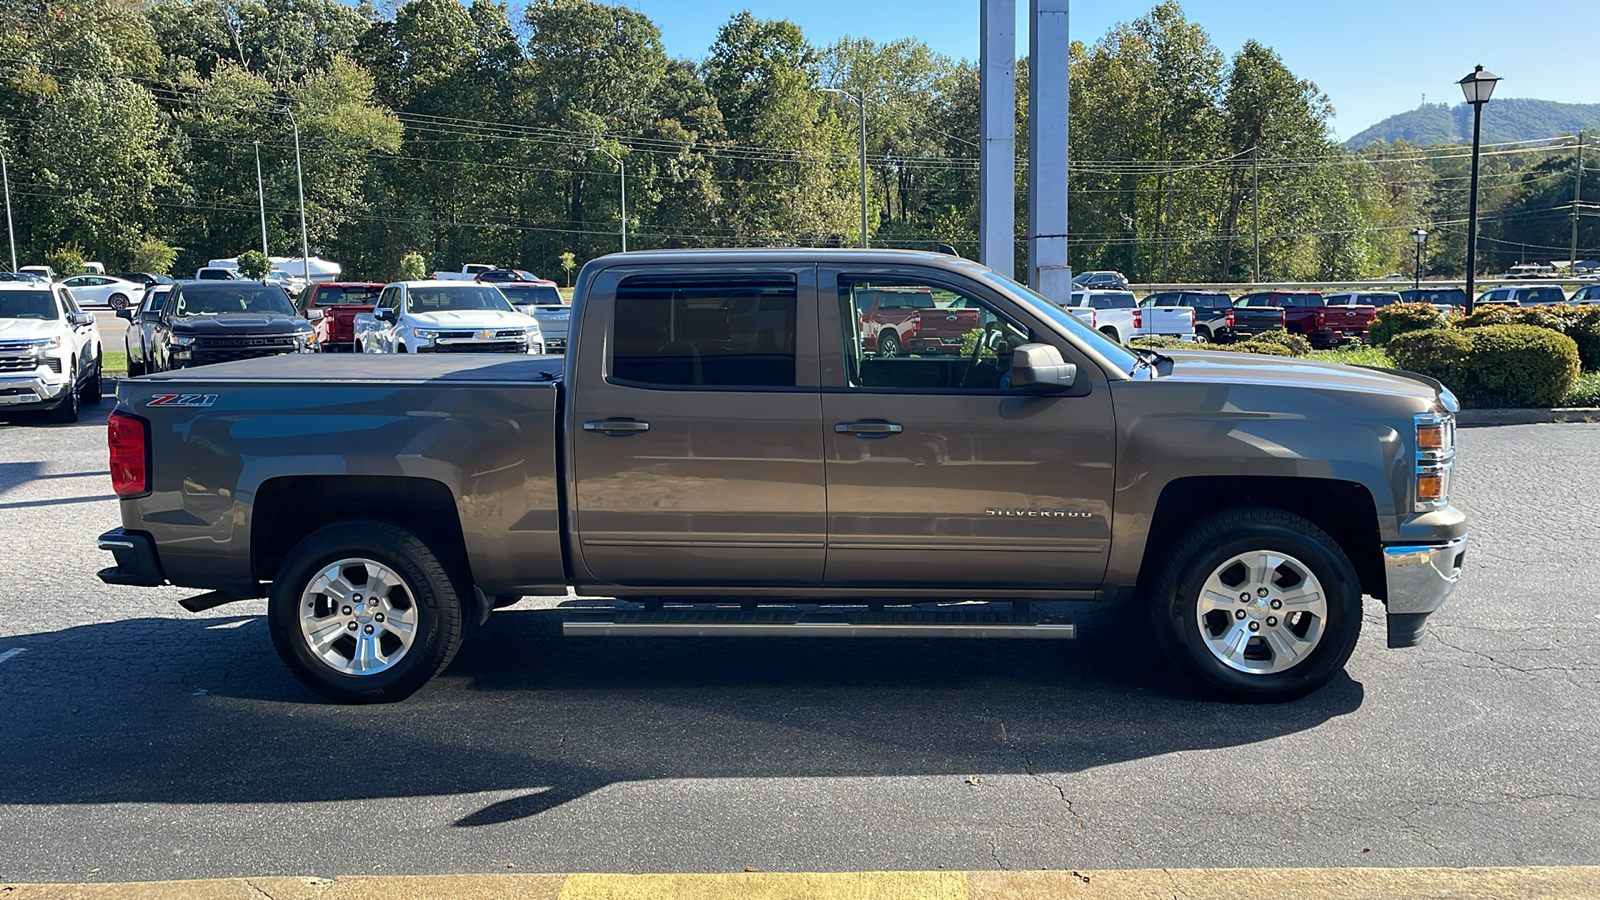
[127,356,145,378]
[47,358,80,423]
[1194,327,1212,344]
[1147,507,1362,703]
[109,293,129,310]
[877,332,900,358]
[79,352,102,404]
[268,519,466,703]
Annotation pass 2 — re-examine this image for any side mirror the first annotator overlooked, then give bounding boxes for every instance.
[374,307,396,323]
[115,308,134,321]
[1009,343,1076,391]
[68,311,94,327]
[306,308,324,321]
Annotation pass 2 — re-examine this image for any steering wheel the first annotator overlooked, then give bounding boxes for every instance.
[961,321,1005,389]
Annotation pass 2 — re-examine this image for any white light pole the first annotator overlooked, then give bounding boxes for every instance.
[284,107,312,281]
[0,149,15,272]
[1458,65,1500,313]
[253,141,269,261]
[1411,228,1428,292]
[821,87,868,249]
[592,145,626,253]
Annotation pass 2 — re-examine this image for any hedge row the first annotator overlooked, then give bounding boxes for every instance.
[1387,324,1581,408]
[1129,330,1310,357]
[1370,302,1600,370]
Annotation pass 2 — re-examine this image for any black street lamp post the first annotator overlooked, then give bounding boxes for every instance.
[1458,65,1500,314]
[1411,228,1428,292]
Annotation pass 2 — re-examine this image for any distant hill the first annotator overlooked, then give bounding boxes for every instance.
[1345,99,1600,147]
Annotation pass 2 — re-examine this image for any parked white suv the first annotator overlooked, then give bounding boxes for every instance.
[0,281,103,422]
[354,281,543,354]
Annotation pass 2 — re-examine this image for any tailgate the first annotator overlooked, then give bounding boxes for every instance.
[1138,307,1194,335]
[912,308,981,348]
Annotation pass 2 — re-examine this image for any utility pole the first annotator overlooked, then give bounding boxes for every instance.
[284,107,311,282]
[253,141,269,262]
[0,148,14,269]
[821,88,868,248]
[1252,145,1261,282]
[1573,131,1585,271]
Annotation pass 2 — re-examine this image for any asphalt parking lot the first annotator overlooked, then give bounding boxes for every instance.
[0,401,1597,882]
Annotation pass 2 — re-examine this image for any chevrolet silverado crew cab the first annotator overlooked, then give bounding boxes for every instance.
[145,281,314,372]
[0,280,102,421]
[97,249,1467,705]
[354,280,544,355]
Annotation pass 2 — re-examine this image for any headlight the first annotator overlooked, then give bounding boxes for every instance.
[1414,412,1456,511]
[412,327,440,340]
[525,324,543,338]
[24,336,61,351]
[169,335,196,348]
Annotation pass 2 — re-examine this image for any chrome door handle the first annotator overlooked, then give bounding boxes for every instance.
[584,418,650,436]
[835,420,903,438]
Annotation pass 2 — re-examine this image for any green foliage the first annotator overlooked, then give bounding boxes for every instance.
[1223,340,1295,357]
[131,238,178,275]
[44,242,86,276]
[1565,373,1600,408]
[1370,302,1447,346]
[959,328,997,359]
[1389,326,1579,408]
[1241,330,1312,355]
[1452,304,1600,371]
[1347,99,1600,149]
[399,250,425,281]
[236,250,271,279]
[1309,344,1392,367]
[1128,335,1188,349]
[558,251,577,286]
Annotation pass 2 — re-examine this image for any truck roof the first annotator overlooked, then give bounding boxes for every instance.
[584,247,974,268]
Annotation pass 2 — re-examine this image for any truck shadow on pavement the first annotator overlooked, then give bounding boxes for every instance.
[0,603,1363,826]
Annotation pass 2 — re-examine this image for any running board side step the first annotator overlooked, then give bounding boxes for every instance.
[562,608,1075,639]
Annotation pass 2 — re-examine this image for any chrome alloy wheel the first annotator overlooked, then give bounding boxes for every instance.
[298,557,419,676]
[1195,550,1327,675]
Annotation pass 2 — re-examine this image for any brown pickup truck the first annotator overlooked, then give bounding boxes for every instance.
[96,249,1467,704]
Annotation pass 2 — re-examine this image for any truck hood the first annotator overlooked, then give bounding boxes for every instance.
[408,310,533,329]
[1156,349,1442,405]
[0,318,63,340]
[170,315,311,335]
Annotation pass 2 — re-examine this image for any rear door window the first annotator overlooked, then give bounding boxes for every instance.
[612,276,797,389]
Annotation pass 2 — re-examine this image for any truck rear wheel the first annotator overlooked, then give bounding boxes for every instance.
[268,519,465,703]
[1147,507,1361,702]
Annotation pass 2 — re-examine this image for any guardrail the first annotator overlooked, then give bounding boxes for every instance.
[1128,278,1597,294]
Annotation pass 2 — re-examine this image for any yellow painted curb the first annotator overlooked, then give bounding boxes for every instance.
[4,867,1599,900]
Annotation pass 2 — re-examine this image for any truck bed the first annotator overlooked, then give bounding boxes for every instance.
[116,354,566,598]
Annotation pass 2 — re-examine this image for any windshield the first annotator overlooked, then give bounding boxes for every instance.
[311,286,381,306]
[1087,292,1136,309]
[171,285,297,317]
[142,287,170,314]
[406,285,514,313]
[977,271,1141,373]
[1184,293,1231,308]
[0,290,58,319]
[498,284,563,306]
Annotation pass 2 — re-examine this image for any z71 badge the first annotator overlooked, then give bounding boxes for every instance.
[147,393,220,408]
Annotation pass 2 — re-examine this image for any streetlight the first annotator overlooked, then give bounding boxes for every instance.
[591,145,626,253]
[284,107,312,283]
[253,141,269,262]
[0,149,15,272]
[1458,65,1500,313]
[821,87,868,249]
[1411,228,1428,292]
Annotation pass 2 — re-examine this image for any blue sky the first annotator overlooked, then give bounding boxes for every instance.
[628,0,1594,140]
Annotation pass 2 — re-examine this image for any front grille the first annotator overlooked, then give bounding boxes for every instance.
[0,356,36,373]
[544,338,566,353]
[0,340,38,354]
[191,335,299,365]
[435,330,475,339]
[433,341,526,354]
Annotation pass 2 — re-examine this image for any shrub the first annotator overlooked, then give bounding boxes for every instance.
[399,250,426,281]
[1565,372,1600,408]
[131,237,178,275]
[1128,335,1188,349]
[1556,305,1600,371]
[1242,330,1312,356]
[1387,328,1473,392]
[1218,340,1294,357]
[1462,324,1580,408]
[236,249,270,280]
[1453,306,1515,330]
[44,241,86,276]
[1370,302,1446,346]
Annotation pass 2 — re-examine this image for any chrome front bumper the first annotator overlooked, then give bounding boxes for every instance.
[0,372,70,407]
[1383,534,1467,647]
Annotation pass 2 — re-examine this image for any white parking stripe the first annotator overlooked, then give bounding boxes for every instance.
[0,648,26,664]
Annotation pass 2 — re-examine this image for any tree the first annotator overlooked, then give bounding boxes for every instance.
[45,242,86,276]
[558,251,576,286]
[237,249,270,278]
[132,238,179,275]
[399,250,425,280]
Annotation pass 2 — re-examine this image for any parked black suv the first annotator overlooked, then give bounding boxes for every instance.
[1141,291,1236,343]
[147,282,314,372]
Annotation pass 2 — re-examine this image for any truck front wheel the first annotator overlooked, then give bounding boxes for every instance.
[1147,507,1361,702]
[268,519,465,703]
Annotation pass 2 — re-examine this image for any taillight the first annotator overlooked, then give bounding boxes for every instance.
[1133,309,1142,328]
[1225,309,1235,327]
[1279,309,1287,327]
[108,412,149,497]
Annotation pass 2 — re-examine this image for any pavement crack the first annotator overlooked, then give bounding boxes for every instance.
[243,879,277,900]
[979,707,1087,828]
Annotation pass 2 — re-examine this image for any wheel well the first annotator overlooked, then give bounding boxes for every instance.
[252,476,471,587]
[1139,476,1385,601]
[1099,326,1119,339]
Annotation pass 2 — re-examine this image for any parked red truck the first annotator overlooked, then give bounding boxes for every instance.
[858,287,982,357]
[301,282,385,352]
[1234,291,1374,349]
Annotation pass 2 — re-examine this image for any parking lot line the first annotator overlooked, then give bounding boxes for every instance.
[4,868,1600,900]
